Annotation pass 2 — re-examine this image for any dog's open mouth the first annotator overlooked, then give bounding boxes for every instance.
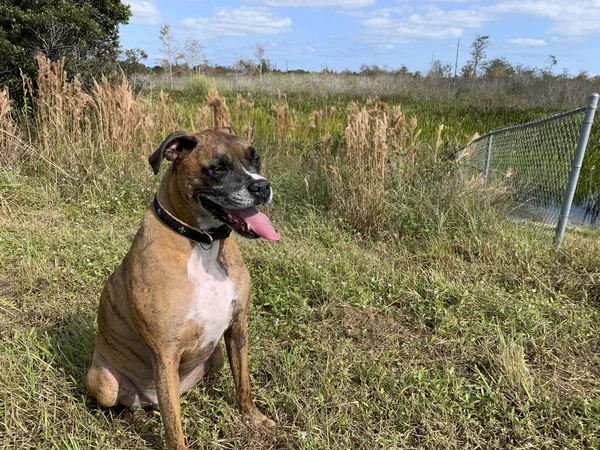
[199,198,280,241]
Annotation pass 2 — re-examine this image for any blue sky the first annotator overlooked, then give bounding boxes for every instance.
[120,0,600,75]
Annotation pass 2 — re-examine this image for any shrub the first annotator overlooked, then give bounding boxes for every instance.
[182,75,229,99]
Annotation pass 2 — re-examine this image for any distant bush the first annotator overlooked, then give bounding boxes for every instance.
[182,75,229,98]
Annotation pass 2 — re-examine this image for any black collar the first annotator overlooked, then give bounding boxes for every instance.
[153,195,231,247]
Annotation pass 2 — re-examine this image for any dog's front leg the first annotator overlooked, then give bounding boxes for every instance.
[154,354,187,450]
[224,312,275,428]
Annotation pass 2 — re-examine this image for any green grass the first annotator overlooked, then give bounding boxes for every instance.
[167,88,561,146]
[1,67,599,448]
[1,144,600,449]
[165,83,600,217]
[181,75,229,98]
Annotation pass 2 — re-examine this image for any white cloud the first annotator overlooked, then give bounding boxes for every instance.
[408,6,493,27]
[505,38,547,46]
[306,45,316,52]
[362,17,463,43]
[245,0,374,7]
[359,1,600,45]
[126,0,161,25]
[336,6,409,17]
[181,6,292,38]
[551,36,585,43]
[360,6,492,44]
[493,1,600,35]
[375,43,397,52]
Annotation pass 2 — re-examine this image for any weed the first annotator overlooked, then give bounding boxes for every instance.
[1,56,599,449]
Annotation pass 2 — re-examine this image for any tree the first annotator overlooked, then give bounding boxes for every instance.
[545,54,558,75]
[253,43,266,81]
[460,62,474,78]
[514,63,536,79]
[428,59,452,78]
[159,24,183,88]
[483,58,515,80]
[119,48,149,76]
[359,64,387,76]
[0,0,131,96]
[183,39,206,75]
[396,64,410,76]
[321,65,335,75]
[234,58,255,76]
[461,34,490,78]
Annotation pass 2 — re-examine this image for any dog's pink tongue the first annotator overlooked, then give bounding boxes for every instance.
[229,207,280,240]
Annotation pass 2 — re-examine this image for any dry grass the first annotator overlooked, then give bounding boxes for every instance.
[0,87,19,168]
[327,100,424,234]
[489,334,535,400]
[206,82,231,128]
[194,104,210,132]
[5,57,455,240]
[272,90,289,146]
[1,55,599,450]
[11,55,204,185]
[235,94,255,140]
[309,105,337,139]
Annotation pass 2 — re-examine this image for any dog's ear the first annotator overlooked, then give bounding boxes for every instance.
[214,126,236,135]
[148,131,198,175]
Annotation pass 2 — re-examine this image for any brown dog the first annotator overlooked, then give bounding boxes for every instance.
[85,128,279,449]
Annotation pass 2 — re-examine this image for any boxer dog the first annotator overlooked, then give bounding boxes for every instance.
[85,128,279,449]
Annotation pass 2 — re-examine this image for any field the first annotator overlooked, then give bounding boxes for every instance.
[1,57,600,449]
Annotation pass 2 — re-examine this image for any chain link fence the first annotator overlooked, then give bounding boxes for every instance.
[457,93,599,246]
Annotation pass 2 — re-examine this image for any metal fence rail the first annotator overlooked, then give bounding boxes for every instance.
[457,93,599,247]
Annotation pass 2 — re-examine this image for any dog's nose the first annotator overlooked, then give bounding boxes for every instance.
[248,179,271,201]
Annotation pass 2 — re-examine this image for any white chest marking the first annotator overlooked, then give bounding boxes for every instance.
[186,242,235,347]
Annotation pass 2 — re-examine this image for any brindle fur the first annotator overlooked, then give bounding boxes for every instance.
[85,129,275,450]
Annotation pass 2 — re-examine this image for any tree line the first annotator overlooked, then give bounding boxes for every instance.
[1,1,597,102]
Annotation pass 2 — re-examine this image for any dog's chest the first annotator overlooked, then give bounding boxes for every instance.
[186,243,235,347]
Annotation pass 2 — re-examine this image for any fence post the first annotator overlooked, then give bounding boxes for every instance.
[555,93,599,247]
[483,134,493,187]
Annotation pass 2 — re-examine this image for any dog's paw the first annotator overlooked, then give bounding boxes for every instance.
[247,410,276,429]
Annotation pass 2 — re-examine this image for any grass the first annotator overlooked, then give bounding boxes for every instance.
[1,56,600,449]
[182,75,230,99]
[1,168,599,449]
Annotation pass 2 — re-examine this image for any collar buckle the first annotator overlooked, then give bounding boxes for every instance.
[198,231,214,251]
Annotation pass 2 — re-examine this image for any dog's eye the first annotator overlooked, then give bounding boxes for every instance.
[210,165,228,175]
[207,158,232,176]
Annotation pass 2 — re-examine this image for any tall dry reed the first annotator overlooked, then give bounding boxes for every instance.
[235,94,254,140]
[4,54,443,230]
[328,99,423,234]
[0,88,18,168]
[272,90,289,146]
[12,54,195,186]
[206,83,230,128]
[309,106,337,139]
[194,105,210,133]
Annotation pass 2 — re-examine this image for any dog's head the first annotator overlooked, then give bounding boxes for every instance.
[149,128,279,240]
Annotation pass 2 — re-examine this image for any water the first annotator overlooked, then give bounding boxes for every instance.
[510,202,597,227]
[570,204,596,226]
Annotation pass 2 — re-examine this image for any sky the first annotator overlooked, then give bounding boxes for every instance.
[119,0,600,75]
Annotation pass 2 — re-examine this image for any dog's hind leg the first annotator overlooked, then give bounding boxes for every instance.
[86,349,120,408]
